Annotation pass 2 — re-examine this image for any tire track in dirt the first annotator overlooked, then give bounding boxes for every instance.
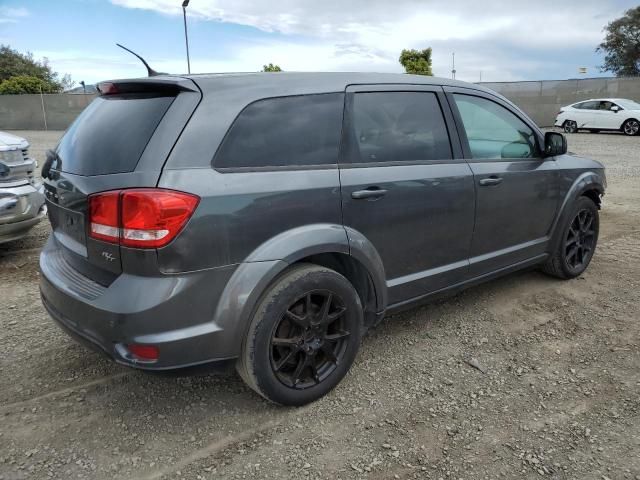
[0,372,130,411]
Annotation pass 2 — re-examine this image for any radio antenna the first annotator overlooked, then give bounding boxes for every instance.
[116,43,165,77]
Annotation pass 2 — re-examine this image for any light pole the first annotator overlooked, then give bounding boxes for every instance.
[80,80,89,106]
[182,0,191,74]
[451,52,456,80]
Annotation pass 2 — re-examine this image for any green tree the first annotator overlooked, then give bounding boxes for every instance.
[0,45,74,94]
[0,75,60,94]
[399,48,433,76]
[262,63,282,72]
[597,6,640,76]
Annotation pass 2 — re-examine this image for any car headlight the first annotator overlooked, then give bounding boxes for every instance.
[0,149,24,165]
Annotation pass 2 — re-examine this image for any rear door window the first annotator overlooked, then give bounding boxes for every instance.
[56,94,174,176]
[349,92,452,163]
[576,101,599,110]
[214,93,344,169]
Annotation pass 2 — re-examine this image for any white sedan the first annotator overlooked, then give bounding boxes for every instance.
[554,98,640,136]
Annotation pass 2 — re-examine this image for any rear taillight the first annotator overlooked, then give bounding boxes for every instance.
[89,191,120,243]
[88,189,199,249]
[127,344,159,361]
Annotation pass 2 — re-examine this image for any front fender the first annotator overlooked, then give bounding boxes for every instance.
[549,171,605,251]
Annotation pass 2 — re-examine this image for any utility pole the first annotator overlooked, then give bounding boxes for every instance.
[182,0,191,74]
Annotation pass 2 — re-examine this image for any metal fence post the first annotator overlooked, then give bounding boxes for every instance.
[39,87,48,131]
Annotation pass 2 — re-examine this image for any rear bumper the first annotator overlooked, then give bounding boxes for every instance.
[0,183,46,243]
[39,235,243,370]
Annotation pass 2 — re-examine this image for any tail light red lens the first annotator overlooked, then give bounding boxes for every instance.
[121,190,199,248]
[127,344,159,361]
[89,191,120,243]
[88,189,199,249]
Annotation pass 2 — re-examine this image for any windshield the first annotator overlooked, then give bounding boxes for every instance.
[616,99,640,110]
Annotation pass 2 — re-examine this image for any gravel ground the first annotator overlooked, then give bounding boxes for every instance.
[1,130,639,480]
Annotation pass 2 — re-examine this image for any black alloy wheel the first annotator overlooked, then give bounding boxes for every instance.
[270,290,349,389]
[542,196,599,280]
[238,264,363,406]
[564,208,596,271]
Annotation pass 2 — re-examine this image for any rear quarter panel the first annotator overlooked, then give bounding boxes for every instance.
[157,168,343,272]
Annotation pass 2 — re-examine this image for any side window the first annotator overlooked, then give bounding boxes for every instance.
[453,94,540,160]
[214,93,344,169]
[350,92,452,163]
[599,101,614,111]
[580,101,599,110]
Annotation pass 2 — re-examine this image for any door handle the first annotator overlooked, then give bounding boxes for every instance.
[351,187,388,200]
[478,176,503,186]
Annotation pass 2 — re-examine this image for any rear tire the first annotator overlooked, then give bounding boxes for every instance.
[563,120,578,134]
[542,196,599,279]
[237,264,363,406]
[622,119,640,136]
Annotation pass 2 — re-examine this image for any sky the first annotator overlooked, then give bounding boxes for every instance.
[0,0,636,86]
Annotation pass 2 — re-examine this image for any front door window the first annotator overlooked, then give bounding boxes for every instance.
[452,94,539,159]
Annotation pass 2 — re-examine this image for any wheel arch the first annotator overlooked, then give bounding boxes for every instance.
[549,172,605,252]
[211,223,387,357]
[292,251,383,328]
[620,117,640,132]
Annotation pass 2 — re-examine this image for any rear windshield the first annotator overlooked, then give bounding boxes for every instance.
[56,94,174,175]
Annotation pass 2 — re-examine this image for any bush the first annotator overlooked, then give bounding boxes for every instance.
[0,75,60,94]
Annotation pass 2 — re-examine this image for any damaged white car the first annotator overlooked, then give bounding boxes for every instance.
[0,131,46,244]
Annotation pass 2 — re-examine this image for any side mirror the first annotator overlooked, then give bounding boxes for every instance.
[611,105,620,112]
[501,142,533,159]
[544,132,567,157]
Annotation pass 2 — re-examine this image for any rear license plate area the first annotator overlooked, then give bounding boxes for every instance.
[48,202,87,246]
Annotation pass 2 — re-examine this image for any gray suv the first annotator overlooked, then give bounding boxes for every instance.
[40,73,605,406]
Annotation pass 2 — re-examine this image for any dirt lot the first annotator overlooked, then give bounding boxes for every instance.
[1,130,639,480]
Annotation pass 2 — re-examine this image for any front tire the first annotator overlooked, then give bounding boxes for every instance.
[237,264,363,406]
[563,120,578,134]
[622,119,640,136]
[542,196,599,279]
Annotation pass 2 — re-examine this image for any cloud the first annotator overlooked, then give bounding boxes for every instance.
[0,6,29,24]
[38,0,632,83]
[106,0,628,81]
[109,0,617,46]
